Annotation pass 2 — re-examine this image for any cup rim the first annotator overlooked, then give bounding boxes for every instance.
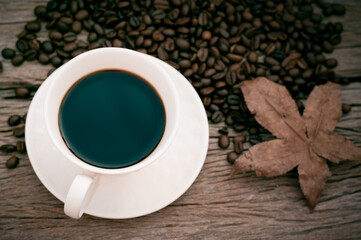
[44,48,180,175]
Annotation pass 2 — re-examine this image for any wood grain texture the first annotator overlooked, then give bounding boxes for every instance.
[0,0,361,239]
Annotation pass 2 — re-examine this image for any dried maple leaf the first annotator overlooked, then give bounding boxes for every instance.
[232,77,361,210]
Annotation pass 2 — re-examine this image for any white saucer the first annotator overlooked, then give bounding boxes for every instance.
[25,55,209,219]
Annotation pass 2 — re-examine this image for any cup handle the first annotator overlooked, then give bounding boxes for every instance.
[64,174,97,219]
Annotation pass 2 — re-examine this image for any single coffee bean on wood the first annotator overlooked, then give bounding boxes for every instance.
[8,115,22,126]
[6,156,19,169]
[0,144,17,153]
[227,151,238,164]
[219,134,230,149]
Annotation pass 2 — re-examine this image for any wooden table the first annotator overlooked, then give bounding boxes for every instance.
[1,0,361,239]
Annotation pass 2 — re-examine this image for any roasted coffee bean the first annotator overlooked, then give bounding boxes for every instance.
[323,41,334,53]
[16,39,29,53]
[25,21,41,33]
[175,38,190,50]
[11,54,24,66]
[226,53,243,62]
[225,71,236,86]
[34,5,47,18]
[6,156,19,169]
[56,21,70,32]
[264,57,279,66]
[227,151,238,164]
[342,103,351,114]
[88,32,98,42]
[63,42,77,52]
[2,48,16,59]
[93,24,104,36]
[72,21,82,33]
[219,134,230,149]
[38,52,49,64]
[71,49,86,58]
[197,48,208,62]
[233,137,244,154]
[49,30,63,41]
[15,87,30,98]
[42,40,54,54]
[325,58,338,68]
[13,126,25,138]
[63,32,77,42]
[50,56,62,67]
[211,111,223,123]
[75,9,88,20]
[218,127,228,135]
[157,47,168,60]
[248,51,258,63]
[152,30,165,42]
[0,144,17,153]
[198,12,207,26]
[24,49,38,61]
[16,141,26,153]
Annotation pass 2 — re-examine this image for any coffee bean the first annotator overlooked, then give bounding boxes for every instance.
[227,152,238,164]
[225,71,236,86]
[325,58,338,68]
[38,52,49,64]
[11,54,24,66]
[34,5,47,18]
[197,48,208,62]
[88,32,98,42]
[50,56,62,67]
[15,87,30,98]
[63,32,77,43]
[204,68,216,77]
[63,42,77,52]
[323,41,334,53]
[71,21,82,33]
[248,51,258,63]
[211,111,223,123]
[16,39,29,53]
[175,38,190,50]
[2,48,16,59]
[198,12,208,26]
[342,103,351,114]
[233,137,244,154]
[25,21,41,33]
[6,156,19,169]
[157,47,168,60]
[289,68,300,77]
[264,57,279,66]
[24,49,38,61]
[243,11,253,21]
[93,24,104,36]
[13,126,25,138]
[219,134,230,149]
[16,141,26,153]
[0,144,17,153]
[0,61,2,73]
[75,9,88,20]
[49,30,63,41]
[226,53,243,62]
[71,49,86,58]
[41,40,54,54]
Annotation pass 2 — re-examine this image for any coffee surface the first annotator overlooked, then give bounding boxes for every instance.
[59,70,165,168]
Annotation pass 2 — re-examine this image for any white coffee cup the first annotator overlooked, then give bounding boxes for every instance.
[43,48,180,219]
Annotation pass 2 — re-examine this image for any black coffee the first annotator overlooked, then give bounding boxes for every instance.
[59,70,166,169]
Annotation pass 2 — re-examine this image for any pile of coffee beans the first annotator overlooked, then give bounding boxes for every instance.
[0,0,353,167]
